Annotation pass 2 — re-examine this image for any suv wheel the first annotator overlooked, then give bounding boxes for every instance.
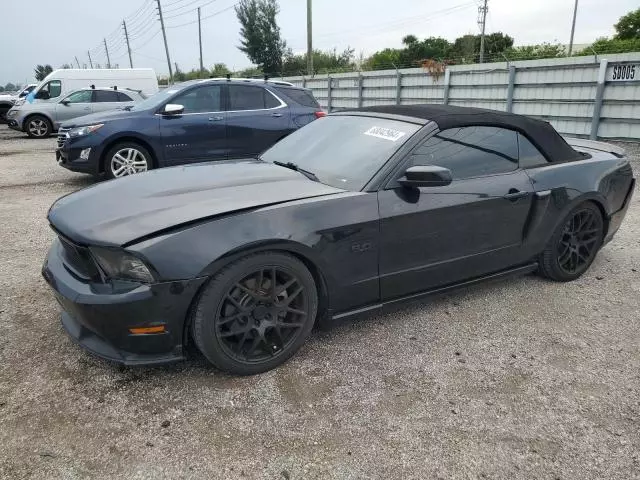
[104,142,152,179]
[26,115,52,138]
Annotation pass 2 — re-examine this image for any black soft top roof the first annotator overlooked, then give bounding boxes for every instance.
[348,104,582,163]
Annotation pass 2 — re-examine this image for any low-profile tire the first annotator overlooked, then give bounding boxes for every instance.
[192,252,318,375]
[25,115,52,138]
[538,201,604,282]
[104,142,152,179]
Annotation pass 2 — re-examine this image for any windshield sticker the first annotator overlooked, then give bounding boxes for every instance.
[364,126,406,142]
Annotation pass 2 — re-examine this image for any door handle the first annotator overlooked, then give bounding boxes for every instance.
[208,116,223,121]
[271,112,283,117]
[504,189,529,201]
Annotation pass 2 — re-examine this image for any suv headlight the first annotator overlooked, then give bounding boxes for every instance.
[14,98,25,106]
[90,247,155,283]
[68,124,104,138]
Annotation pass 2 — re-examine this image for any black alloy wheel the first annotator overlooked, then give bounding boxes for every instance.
[538,202,604,281]
[193,252,318,375]
[556,207,602,275]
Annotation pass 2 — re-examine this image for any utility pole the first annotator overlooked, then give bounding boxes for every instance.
[478,0,488,63]
[306,0,313,75]
[74,56,81,68]
[198,7,204,74]
[568,0,578,56]
[104,38,111,68]
[156,0,173,83]
[123,20,133,68]
[87,50,94,68]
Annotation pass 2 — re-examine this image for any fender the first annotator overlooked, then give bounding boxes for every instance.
[128,191,381,314]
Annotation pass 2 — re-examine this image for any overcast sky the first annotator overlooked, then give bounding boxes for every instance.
[0,0,636,84]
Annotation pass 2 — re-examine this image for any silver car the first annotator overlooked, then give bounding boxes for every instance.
[7,88,145,138]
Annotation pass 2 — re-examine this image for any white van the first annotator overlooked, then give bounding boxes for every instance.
[20,69,158,106]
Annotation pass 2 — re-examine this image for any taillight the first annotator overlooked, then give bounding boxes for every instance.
[314,111,327,119]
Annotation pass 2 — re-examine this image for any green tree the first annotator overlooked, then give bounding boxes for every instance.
[504,42,565,61]
[399,35,452,65]
[60,64,72,69]
[34,64,53,81]
[236,66,264,77]
[211,63,231,77]
[0,86,4,92]
[5,83,16,91]
[580,36,640,54]
[173,64,187,82]
[282,48,355,75]
[451,32,513,63]
[235,0,286,74]
[614,8,640,40]
[363,48,403,70]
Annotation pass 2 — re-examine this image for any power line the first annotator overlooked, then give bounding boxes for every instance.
[285,3,475,47]
[163,0,191,7]
[164,0,217,16]
[166,3,238,28]
[164,0,219,19]
[131,28,162,50]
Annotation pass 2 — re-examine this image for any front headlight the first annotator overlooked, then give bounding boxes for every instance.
[7,109,17,117]
[68,124,104,138]
[90,247,155,283]
[14,98,25,106]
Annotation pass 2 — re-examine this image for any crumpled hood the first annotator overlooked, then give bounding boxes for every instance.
[48,160,344,246]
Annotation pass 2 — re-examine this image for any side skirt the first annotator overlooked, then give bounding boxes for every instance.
[331,262,538,323]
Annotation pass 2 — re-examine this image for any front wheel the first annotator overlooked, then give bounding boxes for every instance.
[538,202,604,282]
[104,142,152,179]
[25,115,52,138]
[192,252,318,375]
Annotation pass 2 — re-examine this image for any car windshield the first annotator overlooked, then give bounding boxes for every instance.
[260,115,421,190]
[129,85,187,111]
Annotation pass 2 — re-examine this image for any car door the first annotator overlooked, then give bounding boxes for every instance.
[93,90,125,114]
[225,84,291,158]
[54,89,93,127]
[159,84,226,166]
[377,126,535,300]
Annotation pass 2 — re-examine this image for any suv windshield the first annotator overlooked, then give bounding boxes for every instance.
[260,115,420,190]
[129,85,190,111]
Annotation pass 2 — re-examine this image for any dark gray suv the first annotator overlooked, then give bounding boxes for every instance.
[56,78,325,179]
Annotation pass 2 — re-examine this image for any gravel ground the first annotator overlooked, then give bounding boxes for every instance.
[0,127,639,480]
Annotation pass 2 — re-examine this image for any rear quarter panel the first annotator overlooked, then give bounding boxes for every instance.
[524,154,634,251]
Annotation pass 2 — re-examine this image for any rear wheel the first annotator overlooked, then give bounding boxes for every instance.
[25,115,52,138]
[192,252,318,375]
[538,202,604,281]
[104,142,152,179]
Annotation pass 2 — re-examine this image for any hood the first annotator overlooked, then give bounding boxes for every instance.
[48,160,344,247]
[61,108,140,128]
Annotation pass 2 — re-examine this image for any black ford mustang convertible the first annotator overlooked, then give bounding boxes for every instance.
[43,105,635,375]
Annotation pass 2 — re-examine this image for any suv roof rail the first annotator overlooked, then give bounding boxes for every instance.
[203,77,294,87]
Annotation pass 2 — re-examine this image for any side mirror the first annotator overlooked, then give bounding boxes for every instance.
[162,103,184,115]
[19,91,28,97]
[398,165,453,188]
[61,100,70,106]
